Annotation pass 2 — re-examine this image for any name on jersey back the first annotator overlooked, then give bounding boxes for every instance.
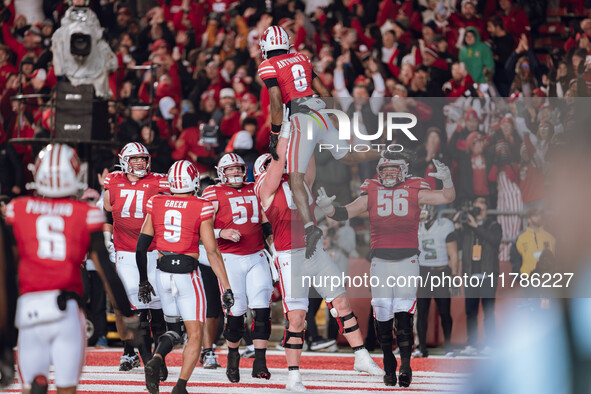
[164,200,188,209]
[276,55,307,69]
[25,199,73,216]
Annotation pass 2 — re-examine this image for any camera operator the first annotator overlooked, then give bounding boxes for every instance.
[52,0,118,98]
[453,197,502,356]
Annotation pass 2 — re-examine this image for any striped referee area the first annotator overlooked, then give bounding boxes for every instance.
[4,348,473,393]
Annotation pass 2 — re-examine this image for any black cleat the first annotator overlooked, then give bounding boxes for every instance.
[144,357,162,394]
[304,225,323,259]
[226,349,240,383]
[159,359,168,381]
[252,357,271,380]
[171,385,189,394]
[383,372,397,387]
[398,364,412,388]
[30,375,48,394]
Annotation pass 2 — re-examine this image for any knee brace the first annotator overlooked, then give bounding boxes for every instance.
[394,312,414,360]
[282,317,306,349]
[155,330,183,357]
[374,318,394,348]
[223,314,245,343]
[251,308,271,341]
[326,301,359,334]
[164,315,183,336]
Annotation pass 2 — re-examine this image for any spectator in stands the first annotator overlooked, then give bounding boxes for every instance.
[488,114,523,262]
[459,27,494,84]
[414,127,450,191]
[511,208,555,275]
[548,61,570,97]
[451,0,487,43]
[139,121,172,174]
[518,143,545,212]
[449,109,484,202]
[421,38,451,87]
[225,117,257,179]
[453,197,502,355]
[117,102,148,143]
[217,87,241,146]
[506,35,543,97]
[442,62,476,97]
[498,0,530,42]
[408,64,442,96]
[172,112,216,176]
[487,16,516,96]
[0,45,17,94]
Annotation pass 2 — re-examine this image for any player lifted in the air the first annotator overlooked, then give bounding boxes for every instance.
[103,142,169,374]
[201,153,274,383]
[317,152,455,388]
[137,160,234,394]
[257,25,379,259]
[254,135,384,391]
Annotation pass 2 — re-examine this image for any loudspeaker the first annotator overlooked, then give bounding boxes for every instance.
[55,82,109,141]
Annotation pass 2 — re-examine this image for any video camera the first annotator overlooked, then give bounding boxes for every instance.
[457,203,482,224]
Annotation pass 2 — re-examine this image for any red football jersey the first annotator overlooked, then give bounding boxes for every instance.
[201,183,264,255]
[254,174,313,252]
[258,52,315,104]
[6,196,104,296]
[104,171,170,252]
[361,177,431,250]
[147,195,214,254]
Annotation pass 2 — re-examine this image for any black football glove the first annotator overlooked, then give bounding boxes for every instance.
[269,132,279,160]
[222,289,235,310]
[138,280,155,304]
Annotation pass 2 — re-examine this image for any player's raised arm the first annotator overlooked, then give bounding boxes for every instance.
[418,160,456,205]
[255,137,289,207]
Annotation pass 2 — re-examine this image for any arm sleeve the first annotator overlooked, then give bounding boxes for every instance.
[136,233,153,282]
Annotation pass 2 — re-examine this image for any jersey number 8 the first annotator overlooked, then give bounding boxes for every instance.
[291,65,308,92]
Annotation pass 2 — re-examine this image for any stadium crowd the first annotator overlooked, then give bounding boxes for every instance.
[0,0,577,353]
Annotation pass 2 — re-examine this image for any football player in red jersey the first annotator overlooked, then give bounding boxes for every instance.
[254,140,384,392]
[317,151,455,388]
[258,25,379,260]
[201,153,274,383]
[5,144,138,394]
[102,142,170,373]
[136,160,234,394]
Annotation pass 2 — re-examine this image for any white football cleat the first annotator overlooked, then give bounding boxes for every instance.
[354,349,385,376]
[286,370,307,392]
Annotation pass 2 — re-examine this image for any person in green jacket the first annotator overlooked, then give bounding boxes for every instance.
[459,26,494,84]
